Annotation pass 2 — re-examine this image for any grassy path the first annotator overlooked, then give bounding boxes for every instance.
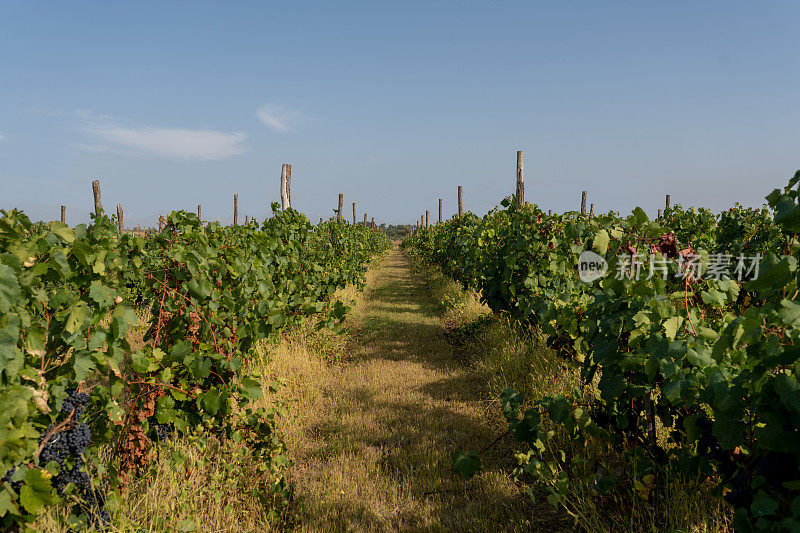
[283,246,557,531]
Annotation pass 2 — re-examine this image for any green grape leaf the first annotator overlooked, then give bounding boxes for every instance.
[663,316,683,340]
[130,352,150,374]
[49,221,75,243]
[240,377,263,400]
[19,468,55,514]
[202,389,221,415]
[452,450,481,480]
[592,229,610,255]
[89,280,115,307]
[0,265,21,314]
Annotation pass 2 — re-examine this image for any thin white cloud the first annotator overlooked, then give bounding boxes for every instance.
[256,104,302,132]
[78,113,247,161]
[0,132,6,141]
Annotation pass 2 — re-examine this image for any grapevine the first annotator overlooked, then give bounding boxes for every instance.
[0,205,389,529]
[406,171,800,531]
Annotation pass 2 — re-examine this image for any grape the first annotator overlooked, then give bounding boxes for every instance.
[34,388,110,529]
[624,408,640,439]
[152,423,172,442]
[1,466,22,493]
[589,407,611,429]
[60,388,90,419]
[724,469,751,507]
[695,415,726,463]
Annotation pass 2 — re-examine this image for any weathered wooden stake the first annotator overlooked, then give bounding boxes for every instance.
[548,209,552,216]
[658,209,662,219]
[589,203,594,217]
[352,202,356,224]
[438,198,442,224]
[197,204,202,220]
[363,213,367,226]
[426,210,429,228]
[319,217,323,224]
[581,190,587,215]
[458,185,463,217]
[420,215,423,227]
[116,204,123,232]
[516,150,525,207]
[91,180,103,216]
[371,217,375,228]
[337,194,343,222]
[233,194,238,226]
[245,215,249,224]
[280,164,291,211]
[60,205,66,223]
[665,194,671,209]
[286,164,291,206]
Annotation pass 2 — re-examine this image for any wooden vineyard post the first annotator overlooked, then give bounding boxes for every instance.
[337,194,343,222]
[280,164,291,211]
[352,202,356,224]
[658,209,662,219]
[245,215,249,224]
[285,163,291,206]
[516,150,525,207]
[426,210,429,228]
[116,204,123,232]
[197,204,202,220]
[371,217,375,228]
[458,185,463,217]
[60,205,66,223]
[319,217,323,224]
[581,190,587,215]
[438,198,442,224]
[281,163,292,211]
[363,213,367,226]
[548,209,552,216]
[233,194,238,226]
[420,215,423,227]
[666,194,671,209]
[92,179,103,217]
[589,203,594,217]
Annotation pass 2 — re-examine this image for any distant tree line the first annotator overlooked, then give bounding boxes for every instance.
[378,224,413,240]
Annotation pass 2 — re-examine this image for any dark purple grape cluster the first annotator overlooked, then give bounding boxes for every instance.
[37,388,110,529]
[60,388,90,418]
[152,423,171,442]
[589,406,611,430]
[38,426,70,466]
[1,466,22,493]
[695,415,726,463]
[724,469,751,507]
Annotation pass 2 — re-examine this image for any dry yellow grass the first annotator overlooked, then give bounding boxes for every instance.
[267,246,566,531]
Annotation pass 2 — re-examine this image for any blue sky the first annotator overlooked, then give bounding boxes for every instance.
[1,1,798,227]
